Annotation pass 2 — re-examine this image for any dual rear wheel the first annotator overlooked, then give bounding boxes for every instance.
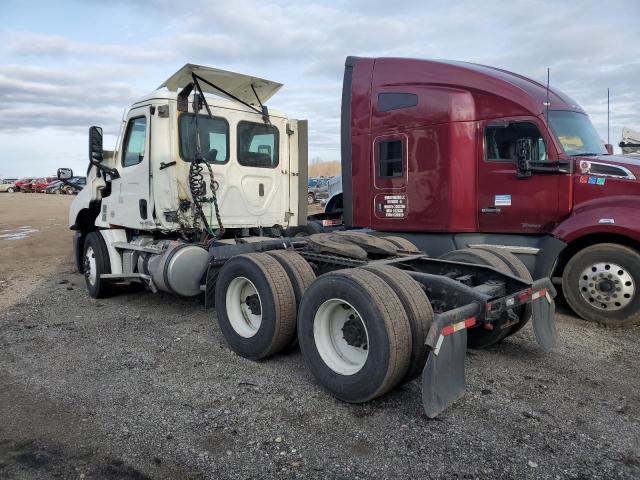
[215,252,432,404]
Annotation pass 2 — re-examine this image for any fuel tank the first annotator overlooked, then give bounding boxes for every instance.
[135,239,208,296]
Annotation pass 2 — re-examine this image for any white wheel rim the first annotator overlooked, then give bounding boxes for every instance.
[313,299,369,375]
[578,262,635,311]
[226,276,262,337]
[85,246,97,286]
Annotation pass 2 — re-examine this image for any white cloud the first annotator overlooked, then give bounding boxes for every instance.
[0,0,639,176]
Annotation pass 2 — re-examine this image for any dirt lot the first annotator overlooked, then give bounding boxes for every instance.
[0,194,639,479]
[0,193,74,310]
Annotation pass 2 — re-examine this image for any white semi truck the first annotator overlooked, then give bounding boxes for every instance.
[59,63,557,417]
[620,127,640,155]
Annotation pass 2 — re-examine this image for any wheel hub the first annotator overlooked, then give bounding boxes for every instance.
[244,294,261,316]
[578,262,635,311]
[313,299,369,375]
[341,316,368,349]
[226,277,262,338]
[84,246,97,286]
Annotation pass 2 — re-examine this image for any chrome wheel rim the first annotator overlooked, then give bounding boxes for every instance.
[226,277,262,337]
[578,262,635,311]
[313,299,369,375]
[85,246,97,286]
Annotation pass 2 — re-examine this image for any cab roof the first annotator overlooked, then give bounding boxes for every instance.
[367,57,585,118]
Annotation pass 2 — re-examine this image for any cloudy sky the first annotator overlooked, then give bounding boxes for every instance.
[0,0,639,178]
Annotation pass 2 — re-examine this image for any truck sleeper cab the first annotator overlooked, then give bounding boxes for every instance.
[61,63,558,418]
[339,56,640,327]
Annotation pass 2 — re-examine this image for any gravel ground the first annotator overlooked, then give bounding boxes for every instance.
[0,263,639,479]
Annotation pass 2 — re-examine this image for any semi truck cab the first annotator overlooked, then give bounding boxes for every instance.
[66,64,308,243]
[340,57,640,327]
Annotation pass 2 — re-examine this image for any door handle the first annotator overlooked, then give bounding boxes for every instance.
[481,207,501,214]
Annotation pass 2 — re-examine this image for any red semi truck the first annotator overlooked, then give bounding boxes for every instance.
[328,56,640,328]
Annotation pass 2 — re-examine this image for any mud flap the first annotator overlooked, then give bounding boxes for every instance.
[531,292,557,352]
[422,329,467,418]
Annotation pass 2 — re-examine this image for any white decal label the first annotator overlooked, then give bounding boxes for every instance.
[375,194,407,219]
[494,194,512,206]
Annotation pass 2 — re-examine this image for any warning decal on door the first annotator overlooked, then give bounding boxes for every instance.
[375,194,408,219]
[494,194,512,206]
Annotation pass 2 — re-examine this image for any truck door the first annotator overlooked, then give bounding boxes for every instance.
[369,134,409,229]
[111,108,151,228]
[233,119,286,226]
[477,118,562,233]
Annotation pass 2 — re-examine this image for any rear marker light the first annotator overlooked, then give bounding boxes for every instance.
[518,288,533,302]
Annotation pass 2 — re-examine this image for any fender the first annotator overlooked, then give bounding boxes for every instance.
[99,229,127,274]
[552,195,640,244]
[324,192,343,214]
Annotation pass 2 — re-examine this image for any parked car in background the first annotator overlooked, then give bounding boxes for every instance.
[0,178,18,193]
[321,174,343,208]
[44,177,86,194]
[31,177,57,193]
[307,177,330,204]
[45,180,63,194]
[14,177,34,192]
[62,176,86,194]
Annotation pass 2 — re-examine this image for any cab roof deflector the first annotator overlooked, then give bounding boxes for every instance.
[158,63,283,106]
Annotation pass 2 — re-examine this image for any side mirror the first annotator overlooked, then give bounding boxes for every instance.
[57,168,73,180]
[605,143,614,155]
[89,126,104,162]
[515,138,533,179]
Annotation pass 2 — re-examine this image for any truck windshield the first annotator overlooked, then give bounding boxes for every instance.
[548,111,607,156]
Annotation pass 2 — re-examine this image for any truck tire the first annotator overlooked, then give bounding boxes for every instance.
[362,265,433,383]
[472,246,533,337]
[285,221,323,237]
[307,192,315,205]
[381,236,421,253]
[562,243,640,327]
[298,268,412,403]
[439,248,512,348]
[266,249,316,350]
[215,253,297,360]
[266,250,316,309]
[82,231,112,298]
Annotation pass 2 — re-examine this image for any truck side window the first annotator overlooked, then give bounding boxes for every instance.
[485,122,547,162]
[377,93,418,112]
[237,121,279,168]
[179,114,229,163]
[122,117,147,167]
[378,140,404,178]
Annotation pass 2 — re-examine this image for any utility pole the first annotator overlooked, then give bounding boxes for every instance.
[607,88,610,145]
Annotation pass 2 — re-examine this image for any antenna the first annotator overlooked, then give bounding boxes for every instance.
[607,88,610,145]
[545,67,550,123]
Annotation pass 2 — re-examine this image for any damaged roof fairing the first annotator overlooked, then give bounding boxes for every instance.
[157,63,283,106]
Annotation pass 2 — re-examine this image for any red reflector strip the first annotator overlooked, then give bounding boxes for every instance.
[531,288,548,300]
[518,288,533,302]
[442,317,476,336]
